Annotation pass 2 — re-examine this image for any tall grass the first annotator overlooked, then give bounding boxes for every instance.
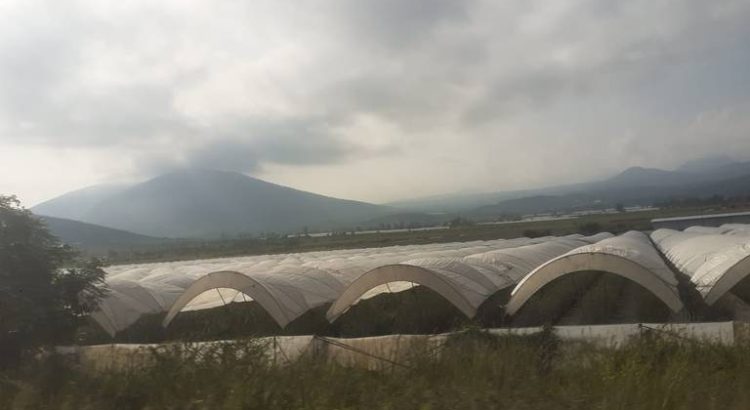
[2,331,750,409]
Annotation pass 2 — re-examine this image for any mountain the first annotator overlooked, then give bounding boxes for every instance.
[39,215,167,253]
[677,155,735,173]
[388,167,692,214]
[34,156,750,236]
[35,169,394,238]
[32,184,127,221]
[700,161,750,181]
[391,156,750,216]
[588,161,750,191]
[471,163,750,218]
[594,166,691,188]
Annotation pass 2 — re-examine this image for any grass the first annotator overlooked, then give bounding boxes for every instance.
[2,330,750,409]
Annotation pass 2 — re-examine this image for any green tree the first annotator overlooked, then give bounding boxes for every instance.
[0,195,106,367]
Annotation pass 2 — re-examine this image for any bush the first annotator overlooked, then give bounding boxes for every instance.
[0,195,106,367]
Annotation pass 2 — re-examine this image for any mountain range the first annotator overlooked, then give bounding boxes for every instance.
[30,155,750,243]
[391,156,750,215]
[469,159,750,217]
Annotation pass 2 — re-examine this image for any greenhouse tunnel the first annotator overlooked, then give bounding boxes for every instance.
[652,228,750,320]
[506,232,684,326]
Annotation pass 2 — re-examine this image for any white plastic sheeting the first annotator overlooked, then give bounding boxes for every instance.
[161,268,346,328]
[719,224,750,236]
[684,224,750,236]
[97,237,606,336]
[651,229,750,304]
[684,226,733,235]
[505,231,684,316]
[325,234,613,322]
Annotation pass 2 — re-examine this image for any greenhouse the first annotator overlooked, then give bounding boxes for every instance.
[90,225,750,337]
[651,228,750,305]
[505,231,684,324]
[326,234,612,322]
[93,234,607,336]
[95,239,532,335]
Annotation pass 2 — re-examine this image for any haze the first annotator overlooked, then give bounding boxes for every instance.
[2,0,750,206]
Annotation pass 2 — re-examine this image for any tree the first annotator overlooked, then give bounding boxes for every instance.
[448,217,474,229]
[0,195,106,367]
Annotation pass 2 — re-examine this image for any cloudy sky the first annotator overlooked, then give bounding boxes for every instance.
[2,0,750,206]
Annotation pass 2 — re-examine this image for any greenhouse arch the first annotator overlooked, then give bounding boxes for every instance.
[162,271,288,328]
[505,253,684,316]
[704,255,750,305]
[326,264,482,322]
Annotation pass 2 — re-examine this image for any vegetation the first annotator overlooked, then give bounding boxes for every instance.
[0,195,106,367]
[96,201,750,265]
[447,216,475,228]
[2,330,750,409]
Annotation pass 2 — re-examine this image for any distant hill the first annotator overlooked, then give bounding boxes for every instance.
[391,157,750,216]
[594,166,689,188]
[677,154,735,173]
[39,215,167,252]
[471,168,750,218]
[35,169,395,238]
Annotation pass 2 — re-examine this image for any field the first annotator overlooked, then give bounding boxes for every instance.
[3,330,750,409]
[106,203,750,264]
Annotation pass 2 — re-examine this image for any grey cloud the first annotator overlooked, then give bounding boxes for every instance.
[0,13,81,131]
[334,0,474,51]
[215,119,359,168]
[138,118,363,175]
[461,1,750,127]
[323,74,461,131]
[183,140,260,173]
[3,0,750,203]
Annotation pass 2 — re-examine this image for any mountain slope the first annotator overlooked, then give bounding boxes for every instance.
[32,184,127,221]
[39,215,166,252]
[49,169,393,238]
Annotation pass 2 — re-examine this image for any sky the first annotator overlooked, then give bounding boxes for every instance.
[2,0,750,206]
